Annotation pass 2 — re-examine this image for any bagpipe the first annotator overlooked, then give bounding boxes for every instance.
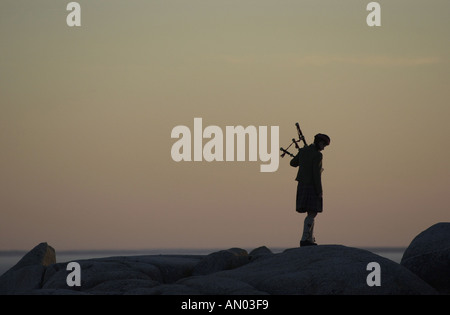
[280,122,308,158]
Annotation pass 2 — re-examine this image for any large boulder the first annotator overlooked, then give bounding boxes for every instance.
[176,275,267,295]
[206,245,437,295]
[42,255,203,294]
[249,246,273,260]
[400,222,450,294]
[0,242,56,294]
[192,248,250,276]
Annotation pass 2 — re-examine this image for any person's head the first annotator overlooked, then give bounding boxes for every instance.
[314,133,330,151]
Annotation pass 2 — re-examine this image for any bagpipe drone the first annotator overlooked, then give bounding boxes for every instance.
[280,122,308,158]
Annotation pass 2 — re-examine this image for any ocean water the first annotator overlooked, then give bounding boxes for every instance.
[0,247,405,277]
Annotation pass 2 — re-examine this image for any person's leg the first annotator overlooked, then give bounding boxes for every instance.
[300,211,317,246]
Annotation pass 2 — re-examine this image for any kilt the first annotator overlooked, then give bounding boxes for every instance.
[296,182,323,213]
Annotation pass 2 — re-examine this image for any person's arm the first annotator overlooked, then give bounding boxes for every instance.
[313,153,323,196]
[290,152,299,167]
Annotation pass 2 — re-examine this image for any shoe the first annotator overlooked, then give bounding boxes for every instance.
[300,240,318,247]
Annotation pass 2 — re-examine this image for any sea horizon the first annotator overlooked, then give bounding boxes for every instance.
[0,246,406,277]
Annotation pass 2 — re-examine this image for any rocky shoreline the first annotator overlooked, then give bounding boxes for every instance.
[1,222,448,295]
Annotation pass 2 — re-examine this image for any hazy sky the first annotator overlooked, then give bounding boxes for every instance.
[1,0,449,251]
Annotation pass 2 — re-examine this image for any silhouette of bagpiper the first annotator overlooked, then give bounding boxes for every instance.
[281,123,330,247]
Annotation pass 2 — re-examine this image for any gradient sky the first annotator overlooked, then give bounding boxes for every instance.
[1,0,449,251]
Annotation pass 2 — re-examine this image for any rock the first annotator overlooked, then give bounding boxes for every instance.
[43,260,155,292]
[86,279,160,295]
[400,222,450,294]
[128,283,200,295]
[213,245,437,295]
[0,242,56,294]
[192,248,250,276]
[249,246,273,259]
[2,243,439,295]
[176,275,268,295]
[0,265,46,295]
[10,242,56,271]
[42,254,203,294]
[28,288,88,295]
